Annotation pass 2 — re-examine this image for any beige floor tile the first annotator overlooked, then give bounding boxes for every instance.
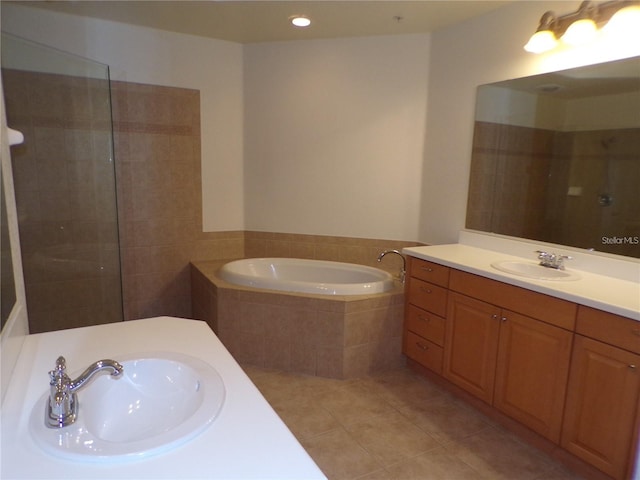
[242,364,584,480]
[353,468,393,479]
[446,427,559,480]
[319,383,398,426]
[533,466,588,480]
[360,368,447,410]
[384,445,489,479]
[344,410,441,466]
[398,392,494,445]
[249,368,343,404]
[269,394,341,441]
[301,427,383,480]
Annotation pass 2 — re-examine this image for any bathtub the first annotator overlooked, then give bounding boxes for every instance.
[218,258,395,295]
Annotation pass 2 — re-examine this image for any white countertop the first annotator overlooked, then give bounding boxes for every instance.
[0,317,327,479]
[403,244,640,321]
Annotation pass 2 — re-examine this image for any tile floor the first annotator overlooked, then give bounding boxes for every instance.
[243,364,586,480]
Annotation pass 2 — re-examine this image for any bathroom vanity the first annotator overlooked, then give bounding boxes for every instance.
[403,236,639,480]
[0,317,326,479]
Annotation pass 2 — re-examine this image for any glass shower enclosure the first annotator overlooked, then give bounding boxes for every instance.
[1,33,123,333]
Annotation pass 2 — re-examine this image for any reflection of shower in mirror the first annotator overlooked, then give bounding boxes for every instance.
[599,135,617,207]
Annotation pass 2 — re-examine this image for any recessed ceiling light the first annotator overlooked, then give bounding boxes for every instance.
[290,16,311,28]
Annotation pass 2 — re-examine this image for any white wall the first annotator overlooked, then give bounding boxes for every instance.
[1,3,245,232]
[243,34,430,240]
[3,1,639,245]
[421,1,640,245]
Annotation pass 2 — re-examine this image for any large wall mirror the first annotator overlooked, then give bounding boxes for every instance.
[466,56,640,258]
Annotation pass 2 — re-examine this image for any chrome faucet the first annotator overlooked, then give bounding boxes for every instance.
[377,249,406,283]
[535,250,572,270]
[46,356,124,428]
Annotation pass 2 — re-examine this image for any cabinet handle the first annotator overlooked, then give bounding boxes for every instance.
[420,287,432,294]
[418,315,430,323]
[491,314,498,320]
[416,342,429,351]
[630,365,637,370]
[632,330,640,337]
[421,267,434,272]
[501,316,507,322]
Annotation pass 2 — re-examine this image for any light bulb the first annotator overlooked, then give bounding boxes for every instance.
[561,18,598,46]
[291,16,311,28]
[524,30,559,53]
[602,5,640,41]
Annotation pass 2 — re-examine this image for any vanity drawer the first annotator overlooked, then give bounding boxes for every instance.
[406,304,445,346]
[409,257,450,287]
[576,306,640,354]
[408,278,448,317]
[449,270,577,330]
[404,330,443,374]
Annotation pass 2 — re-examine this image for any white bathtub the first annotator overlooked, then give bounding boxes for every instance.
[218,258,395,295]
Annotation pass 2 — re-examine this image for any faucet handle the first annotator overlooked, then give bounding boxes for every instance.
[49,356,68,382]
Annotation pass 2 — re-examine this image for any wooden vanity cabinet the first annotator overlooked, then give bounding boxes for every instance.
[403,257,449,374]
[443,270,574,443]
[561,306,640,480]
[404,257,640,478]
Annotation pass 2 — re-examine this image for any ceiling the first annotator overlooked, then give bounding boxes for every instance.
[21,1,512,44]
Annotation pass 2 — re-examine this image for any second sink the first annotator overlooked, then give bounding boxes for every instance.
[491,260,581,281]
[30,352,225,462]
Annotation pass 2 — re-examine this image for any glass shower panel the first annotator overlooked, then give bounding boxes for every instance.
[1,33,123,333]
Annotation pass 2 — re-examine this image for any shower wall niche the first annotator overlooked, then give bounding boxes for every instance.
[1,34,123,333]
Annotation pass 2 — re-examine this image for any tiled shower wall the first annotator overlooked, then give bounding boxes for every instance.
[466,121,555,240]
[4,69,123,333]
[110,81,243,320]
[467,121,640,256]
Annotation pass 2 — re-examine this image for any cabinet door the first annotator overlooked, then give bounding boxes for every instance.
[561,335,640,480]
[444,292,500,404]
[494,311,572,443]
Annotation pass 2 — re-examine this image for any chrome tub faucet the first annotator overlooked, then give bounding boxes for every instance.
[46,356,124,428]
[377,249,406,283]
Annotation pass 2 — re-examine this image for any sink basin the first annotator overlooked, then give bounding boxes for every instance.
[29,352,225,462]
[491,260,580,281]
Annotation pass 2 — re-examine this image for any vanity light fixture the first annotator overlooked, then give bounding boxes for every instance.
[290,15,311,28]
[524,0,640,53]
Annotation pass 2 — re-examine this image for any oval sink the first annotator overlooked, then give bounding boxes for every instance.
[29,352,225,462]
[491,260,580,281]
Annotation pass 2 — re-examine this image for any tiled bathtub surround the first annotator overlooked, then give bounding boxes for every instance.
[244,231,421,273]
[192,260,406,379]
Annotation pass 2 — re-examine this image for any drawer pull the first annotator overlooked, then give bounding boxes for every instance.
[501,316,507,322]
[421,267,434,272]
[416,342,429,351]
[630,365,637,370]
[491,314,498,320]
[418,315,430,323]
[420,287,432,294]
